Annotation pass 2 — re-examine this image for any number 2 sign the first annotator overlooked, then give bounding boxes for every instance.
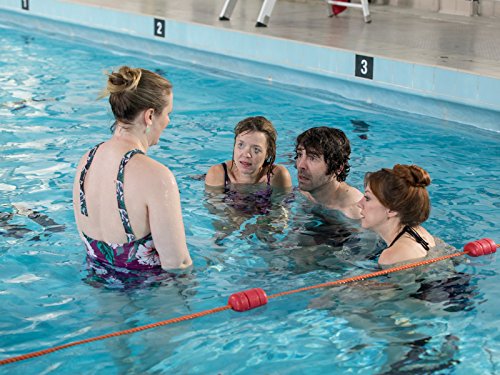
[154,18,165,38]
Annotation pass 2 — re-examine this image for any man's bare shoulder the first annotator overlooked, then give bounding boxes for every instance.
[339,184,362,204]
[338,184,362,219]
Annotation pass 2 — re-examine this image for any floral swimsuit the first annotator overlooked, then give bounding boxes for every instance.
[79,144,162,278]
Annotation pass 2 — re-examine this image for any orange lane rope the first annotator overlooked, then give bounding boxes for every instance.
[0,306,230,366]
[268,251,467,299]
[0,239,497,366]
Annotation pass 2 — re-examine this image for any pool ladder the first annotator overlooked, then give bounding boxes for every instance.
[219,0,371,27]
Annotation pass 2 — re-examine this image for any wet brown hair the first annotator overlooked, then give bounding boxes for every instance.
[295,127,351,182]
[232,116,277,178]
[100,66,172,132]
[365,164,431,227]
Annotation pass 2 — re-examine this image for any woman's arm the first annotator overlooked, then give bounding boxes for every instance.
[147,164,192,270]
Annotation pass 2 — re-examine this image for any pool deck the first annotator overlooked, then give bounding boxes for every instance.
[70,0,500,79]
[0,0,499,129]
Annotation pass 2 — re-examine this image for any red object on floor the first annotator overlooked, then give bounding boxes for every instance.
[332,0,351,16]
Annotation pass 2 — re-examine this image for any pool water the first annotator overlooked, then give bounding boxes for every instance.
[0,21,499,374]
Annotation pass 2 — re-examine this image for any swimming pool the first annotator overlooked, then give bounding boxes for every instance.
[0,18,499,375]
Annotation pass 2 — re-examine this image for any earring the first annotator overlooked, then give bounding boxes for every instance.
[145,126,151,134]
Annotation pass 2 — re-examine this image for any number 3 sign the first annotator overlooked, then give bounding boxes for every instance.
[355,55,373,80]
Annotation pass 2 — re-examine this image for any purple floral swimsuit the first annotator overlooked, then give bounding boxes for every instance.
[221,162,273,215]
[79,144,163,285]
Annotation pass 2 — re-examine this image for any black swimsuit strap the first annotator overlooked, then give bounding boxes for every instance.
[405,225,430,251]
[388,225,430,251]
[221,162,231,188]
[388,226,408,248]
[222,162,272,187]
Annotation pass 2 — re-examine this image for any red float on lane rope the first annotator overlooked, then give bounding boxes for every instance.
[464,238,497,257]
[228,288,268,312]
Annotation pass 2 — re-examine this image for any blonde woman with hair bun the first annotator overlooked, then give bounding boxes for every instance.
[357,164,436,265]
[73,66,192,278]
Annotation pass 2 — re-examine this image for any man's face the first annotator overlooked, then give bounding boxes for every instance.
[295,145,334,192]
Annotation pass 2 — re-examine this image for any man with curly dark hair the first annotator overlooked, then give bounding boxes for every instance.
[295,127,362,219]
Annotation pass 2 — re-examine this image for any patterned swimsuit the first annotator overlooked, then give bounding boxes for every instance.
[79,144,163,284]
[221,162,273,215]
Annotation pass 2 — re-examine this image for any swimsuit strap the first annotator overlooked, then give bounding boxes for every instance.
[116,149,145,242]
[266,167,272,186]
[221,162,231,188]
[222,162,272,186]
[79,143,103,216]
[405,225,430,251]
[388,225,430,251]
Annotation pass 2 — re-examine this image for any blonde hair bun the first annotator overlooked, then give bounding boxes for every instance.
[99,65,172,128]
[105,66,142,95]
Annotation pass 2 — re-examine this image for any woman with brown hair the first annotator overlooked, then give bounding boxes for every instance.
[205,116,291,188]
[357,164,436,265]
[73,66,192,276]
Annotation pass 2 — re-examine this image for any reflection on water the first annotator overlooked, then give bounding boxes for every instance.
[204,184,293,246]
[205,186,381,276]
[308,241,478,374]
[379,334,460,374]
[411,273,477,312]
[351,119,370,140]
[0,204,65,241]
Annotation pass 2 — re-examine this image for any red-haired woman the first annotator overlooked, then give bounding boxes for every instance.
[357,164,435,265]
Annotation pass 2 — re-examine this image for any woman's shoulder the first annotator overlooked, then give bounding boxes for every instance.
[77,142,106,164]
[205,161,230,187]
[76,149,91,168]
[208,161,230,172]
[272,164,289,173]
[380,236,458,275]
[270,164,292,188]
[120,153,176,189]
[379,238,428,266]
[75,143,106,176]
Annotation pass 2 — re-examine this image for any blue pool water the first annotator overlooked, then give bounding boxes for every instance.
[0,21,499,374]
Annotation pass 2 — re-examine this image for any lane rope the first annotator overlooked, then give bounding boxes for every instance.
[0,238,496,366]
